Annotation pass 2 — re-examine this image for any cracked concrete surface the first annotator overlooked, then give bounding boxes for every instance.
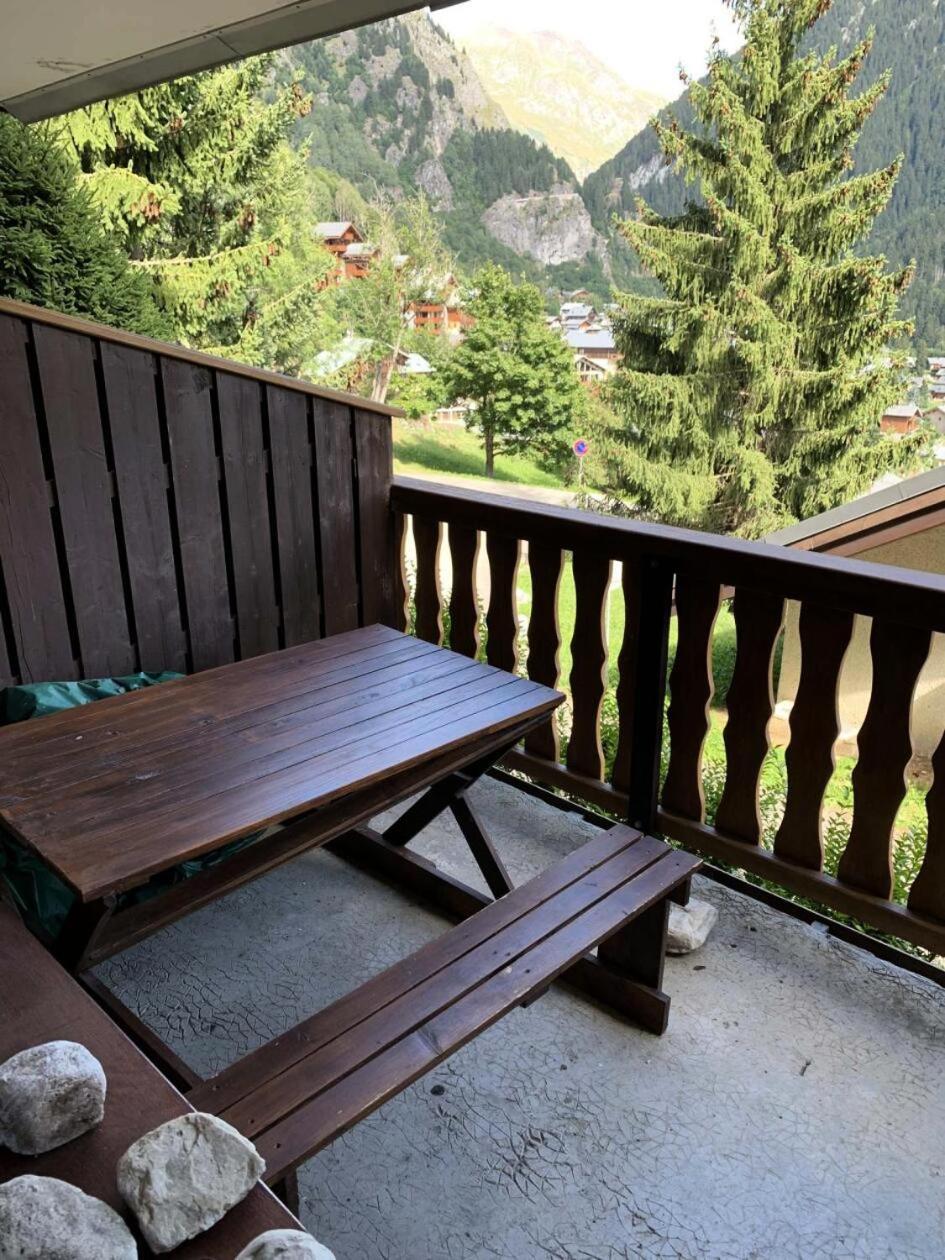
[96,779,945,1260]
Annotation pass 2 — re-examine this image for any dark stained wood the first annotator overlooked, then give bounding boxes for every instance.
[598,897,670,995]
[524,541,562,762]
[661,575,722,822]
[162,357,234,672]
[267,385,320,647]
[774,603,854,871]
[33,323,134,676]
[485,532,520,673]
[413,516,443,644]
[715,589,785,845]
[566,550,612,781]
[449,793,513,899]
[217,372,279,658]
[447,523,480,658]
[909,730,945,923]
[354,408,396,628]
[0,628,562,901]
[391,510,409,632]
[837,619,932,898]
[0,902,301,1256]
[100,341,187,673]
[312,398,359,636]
[0,314,74,681]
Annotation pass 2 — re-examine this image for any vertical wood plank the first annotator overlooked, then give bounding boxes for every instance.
[312,398,359,637]
[661,575,722,822]
[837,619,931,898]
[413,517,443,645]
[162,358,233,672]
[33,324,134,677]
[391,511,409,633]
[353,409,395,628]
[217,373,279,659]
[715,589,785,845]
[617,557,674,831]
[485,533,520,673]
[909,730,945,923]
[524,541,562,762]
[448,524,480,659]
[0,315,74,681]
[773,603,854,871]
[566,549,612,781]
[0,576,13,687]
[100,342,187,674]
[267,386,319,648]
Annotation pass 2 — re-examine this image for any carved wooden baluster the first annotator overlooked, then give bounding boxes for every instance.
[909,728,945,923]
[715,589,785,845]
[837,619,932,897]
[566,549,613,781]
[661,575,722,822]
[448,524,480,659]
[391,511,409,633]
[524,542,563,762]
[485,533,520,673]
[413,517,443,645]
[773,603,854,870]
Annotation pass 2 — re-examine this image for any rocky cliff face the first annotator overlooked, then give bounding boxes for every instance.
[481,185,606,266]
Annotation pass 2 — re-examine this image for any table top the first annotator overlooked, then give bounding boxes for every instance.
[0,625,561,902]
[0,902,300,1256]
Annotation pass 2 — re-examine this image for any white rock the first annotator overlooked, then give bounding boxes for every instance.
[235,1229,336,1259]
[0,1174,136,1260]
[117,1112,265,1253]
[667,898,719,955]
[0,1040,106,1155]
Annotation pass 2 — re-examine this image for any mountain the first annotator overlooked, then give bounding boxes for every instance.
[281,12,613,299]
[454,27,666,180]
[582,0,945,349]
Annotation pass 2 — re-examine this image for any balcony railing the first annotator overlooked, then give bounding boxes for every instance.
[392,475,945,958]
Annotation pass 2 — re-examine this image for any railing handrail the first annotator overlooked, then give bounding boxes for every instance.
[0,297,404,419]
[393,475,945,629]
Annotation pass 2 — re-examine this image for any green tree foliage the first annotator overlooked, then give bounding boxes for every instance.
[57,59,336,372]
[443,263,585,476]
[598,0,920,537]
[0,115,166,336]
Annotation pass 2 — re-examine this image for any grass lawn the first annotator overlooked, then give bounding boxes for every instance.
[393,419,565,489]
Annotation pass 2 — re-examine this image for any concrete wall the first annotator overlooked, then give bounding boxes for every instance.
[775,524,945,761]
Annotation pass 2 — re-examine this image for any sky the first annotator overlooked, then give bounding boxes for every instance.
[436,0,742,100]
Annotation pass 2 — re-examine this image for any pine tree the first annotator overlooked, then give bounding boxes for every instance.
[599,0,921,537]
[56,59,335,371]
[0,115,166,337]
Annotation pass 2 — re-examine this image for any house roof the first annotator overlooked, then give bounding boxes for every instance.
[316,221,357,239]
[3,0,460,121]
[767,466,945,558]
[883,404,920,419]
[343,243,379,259]
[565,328,617,352]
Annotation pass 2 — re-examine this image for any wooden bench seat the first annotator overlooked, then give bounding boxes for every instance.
[190,825,700,1183]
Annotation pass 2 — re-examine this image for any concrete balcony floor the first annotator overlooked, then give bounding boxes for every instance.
[97,778,945,1260]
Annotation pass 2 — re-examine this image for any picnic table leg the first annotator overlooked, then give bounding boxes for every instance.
[594,895,676,1034]
[271,1171,300,1216]
[55,895,118,973]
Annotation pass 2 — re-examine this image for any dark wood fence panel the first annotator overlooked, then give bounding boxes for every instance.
[910,733,945,923]
[413,518,443,646]
[0,316,74,682]
[0,300,398,690]
[101,342,188,675]
[485,533,519,674]
[524,542,562,763]
[566,550,611,781]
[447,525,480,659]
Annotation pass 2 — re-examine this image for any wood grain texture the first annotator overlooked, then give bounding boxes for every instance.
[447,523,480,658]
[909,729,945,923]
[312,398,359,636]
[0,314,74,681]
[715,589,785,845]
[33,323,134,676]
[524,541,562,762]
[217,372,279,658]
[837,618,932,898]
[661,575,722,822]
[773,603,854,871]
[566,549,612,781]
[101,341,187,673]
[267,385,319,647]
[485,532,520,673]
[354,408,395,628]
[413,516,443,645]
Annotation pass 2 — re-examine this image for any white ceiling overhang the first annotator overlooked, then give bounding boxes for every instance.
[4,0,460,122]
